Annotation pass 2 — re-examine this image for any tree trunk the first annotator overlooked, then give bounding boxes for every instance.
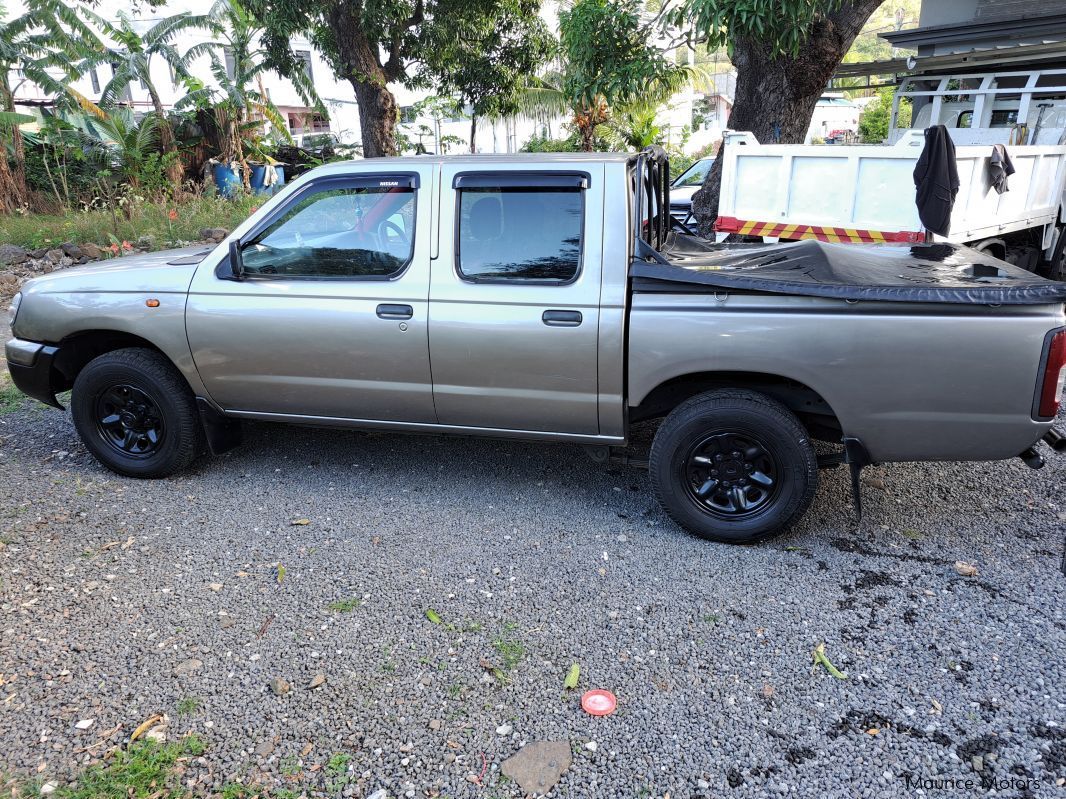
[469,115,477,153]
[149,84,183,198]
[690,0,883,236]
[350,79,398,158]
[573,95,608,152]
[0,75,28,214]
[327,7,399,158]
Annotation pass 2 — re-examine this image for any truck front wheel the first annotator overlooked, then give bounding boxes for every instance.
[71,348,205,479]
[649,389,818,544]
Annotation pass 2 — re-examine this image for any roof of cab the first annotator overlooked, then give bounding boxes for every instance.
[313,151,635,173]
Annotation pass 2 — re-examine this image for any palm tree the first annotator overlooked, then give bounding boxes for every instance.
[84,111,162,194]
[0,0,103,213]
[78,8,212,195]
[602,103,667,150]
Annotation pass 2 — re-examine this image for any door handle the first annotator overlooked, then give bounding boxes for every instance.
[376,304,413,320]
[542,309,583,327]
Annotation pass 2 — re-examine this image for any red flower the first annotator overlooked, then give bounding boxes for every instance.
[250,206,259,213]
[109,243,119,254]
[121,241,133,251]
[168,209,178,221]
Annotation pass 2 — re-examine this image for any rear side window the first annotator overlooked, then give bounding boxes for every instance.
[456,177,584,283]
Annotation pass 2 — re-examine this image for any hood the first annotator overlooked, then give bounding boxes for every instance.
[670,185,698,204]
[19,245,217,298]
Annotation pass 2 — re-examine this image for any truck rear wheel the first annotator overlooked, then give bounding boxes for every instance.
[649,389,818,544]
[71,348,205,479]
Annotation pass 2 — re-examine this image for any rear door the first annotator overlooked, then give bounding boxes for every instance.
[429,165,604,434]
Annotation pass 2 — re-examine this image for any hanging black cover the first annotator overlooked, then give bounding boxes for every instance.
[631,234,1066,305]
[913,125,959,237]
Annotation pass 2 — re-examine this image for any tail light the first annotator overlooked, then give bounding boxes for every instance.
[1037,329,1066,419]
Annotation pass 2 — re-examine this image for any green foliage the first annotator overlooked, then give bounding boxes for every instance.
[176,0,314,164]
[521,129,585,152]
[666,140,716,177]
[492,625,525,673]
[425,3,555,124]
[23,114,107,206]
[76,8,209,111]
[669,0,847,59]
[49,736,205,799]
[0,191,260,251]
[842,0,920,64]
[857,86,910,143]
[519,0,698,151]
[327,597,361,613]
[602,103,668,150]
[1,0,105,118]
[0,372,24,415]
[245,0,556,155]
[175,696,202,716]
[86,113,172,192]
[561,0,688,109]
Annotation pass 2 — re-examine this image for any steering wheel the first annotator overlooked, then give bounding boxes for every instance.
[377,219,410,251]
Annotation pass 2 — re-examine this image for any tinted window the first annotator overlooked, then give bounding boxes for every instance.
[457,187,582,282]
[242,185,415,279]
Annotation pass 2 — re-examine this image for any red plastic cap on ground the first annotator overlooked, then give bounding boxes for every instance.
[581,689,617,716]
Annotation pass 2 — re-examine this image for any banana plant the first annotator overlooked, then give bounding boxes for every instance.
[176,0,323,190]
[1,0,104,212]
[75,8,213,195]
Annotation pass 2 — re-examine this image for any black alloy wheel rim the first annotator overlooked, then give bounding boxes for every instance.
[93,384,165,458]
[683,431,779,518]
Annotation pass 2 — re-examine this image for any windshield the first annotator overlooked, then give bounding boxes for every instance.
[672,158,714,188]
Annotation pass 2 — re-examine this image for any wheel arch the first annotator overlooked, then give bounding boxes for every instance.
[630,370,843,441]
[52,330,189,394]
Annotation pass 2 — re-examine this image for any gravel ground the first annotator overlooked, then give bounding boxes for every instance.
[0,388,1064,798]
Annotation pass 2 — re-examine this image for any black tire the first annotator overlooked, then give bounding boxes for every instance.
[71,348,205,478]
[649,389,818,544]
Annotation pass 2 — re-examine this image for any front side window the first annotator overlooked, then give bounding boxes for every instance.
[456,183,583,282]
[241,184,415,279]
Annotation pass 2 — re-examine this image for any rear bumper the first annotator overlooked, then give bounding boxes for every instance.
[4,338,63,408]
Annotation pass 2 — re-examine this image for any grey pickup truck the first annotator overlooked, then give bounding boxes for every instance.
[7,148,1066,543]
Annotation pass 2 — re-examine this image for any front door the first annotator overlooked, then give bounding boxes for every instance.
[186,167,437,423]
[429,165,604,435]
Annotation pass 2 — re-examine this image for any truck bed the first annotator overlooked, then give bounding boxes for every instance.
[633,235,1066,305]
[713,131,1066,245]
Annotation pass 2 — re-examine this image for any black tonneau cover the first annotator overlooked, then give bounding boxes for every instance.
[632,234,1066,305]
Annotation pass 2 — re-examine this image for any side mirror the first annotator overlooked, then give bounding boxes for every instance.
[227,239,245,280]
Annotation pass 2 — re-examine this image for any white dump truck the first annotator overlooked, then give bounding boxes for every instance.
[713,67,1066,279]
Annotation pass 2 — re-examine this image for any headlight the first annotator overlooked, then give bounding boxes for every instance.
[8,292,21,332]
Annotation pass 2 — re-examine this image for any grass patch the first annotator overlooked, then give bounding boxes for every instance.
[491,623,526,682]
[0,194,260,253]
[324,753,352,793]
[49,735,205,799]
[326,597,361,613]
[0,375,24,415]
[175,696,201,717]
